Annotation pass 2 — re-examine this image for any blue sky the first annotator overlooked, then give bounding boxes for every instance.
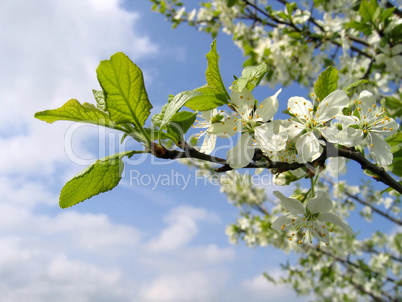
[1,0,395,301]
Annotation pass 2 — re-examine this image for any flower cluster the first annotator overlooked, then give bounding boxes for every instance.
[197,87,398,169]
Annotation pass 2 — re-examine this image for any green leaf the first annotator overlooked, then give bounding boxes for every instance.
[161,90,202,129]
[381,96,402,118]
[345,21,373,35]
[59,151,135,208]
[205,40,229,98]
[314,66,339,101]
[359,0,378,22]
[92,89,107,112]
[389,159,402,177]
[96,52,152,127]
[34,99,118,129]
[386,131,402,147]
[379,7,395,22]
[166,111,197,142]
[226,0,237,8]
[185,86,228,111]
[231,62,268,93]
[343,79,368,96]
[151,103,168,128]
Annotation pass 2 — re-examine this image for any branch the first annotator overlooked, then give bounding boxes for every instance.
[148,138,402,195]
[345,191,402,226]
[327,143,402,195]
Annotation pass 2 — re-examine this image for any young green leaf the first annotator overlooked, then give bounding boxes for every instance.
[314,66,339,101]
[59,150,135,208]
[34,99,119,129]
[231,62,268,93]
[166,111,197,142]
[160,90,202,129]
[92,89,107,112]
[386,131,402,147]
[359,0,378,22]
[381,96,402,118]
[206,40,229,99]
[343,79,368,96]
[185,86,228,111]
[96,52,152,127]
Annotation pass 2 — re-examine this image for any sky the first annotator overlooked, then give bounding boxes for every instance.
[0,0,387,301]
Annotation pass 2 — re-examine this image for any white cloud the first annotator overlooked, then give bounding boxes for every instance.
[241,270,308,302]
[147,206,220,252]
[138,271,228,302]
[0,0,157,177]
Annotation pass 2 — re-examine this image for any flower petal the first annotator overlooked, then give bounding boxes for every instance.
[288,96,313,120]
[230,88,255,120]
[273,191,305,215]
[358,90,376,115]
[271,213,293,231]
[318,212,353,235]
[227,133,255,169]
[316,90,349,122]
[332,127,363,147]
[254,122,287,152]
[370,117,399,135]
[295,132,322,163]
[208,118,240,138]
[367,132,393,166]
[307,191,333,214]
[200,133,216,154]
[255,88,281,121]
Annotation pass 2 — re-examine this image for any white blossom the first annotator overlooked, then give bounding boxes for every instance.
[271,191,353,245]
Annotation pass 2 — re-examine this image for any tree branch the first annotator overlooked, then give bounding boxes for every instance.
[148,139,402,195]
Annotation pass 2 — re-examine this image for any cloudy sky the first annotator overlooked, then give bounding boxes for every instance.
[0,1,309,301]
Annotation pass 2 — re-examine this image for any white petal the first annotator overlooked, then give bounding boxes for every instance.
[316,90,349,122]
[320,126,340,143]
[200,133,216,154]
[273,191,305,215]
[285,120,304,139]
[208,118,240,138]
[370,118,399,135]
[295,132,322,163]
[307,191,333,214]
[336,114,359,126]
[358,90,376,115]
[254,122,287,152]
[318,212,353,235]
[255,88,281,121]
[271,214,293,231]
[367,133,393,166]
[200,110,213,122]
[227,133,255,169]
[333,127,363,147]
[288,96,313,120]
[230,88,255,120]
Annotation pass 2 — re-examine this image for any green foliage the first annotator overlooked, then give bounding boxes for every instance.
[382,95,402,118]
[34,99,119,130]
[342,80,369,96]
[92,89,107,111]
[185,86,228,111]
[387,132,402,177]
[59,151,135,208]
[230,62,268,93]
[97,52,152,128]
[161,90,201,130]
[205,40,229,99]
[166,111,197,142]
[314,66,338,101]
